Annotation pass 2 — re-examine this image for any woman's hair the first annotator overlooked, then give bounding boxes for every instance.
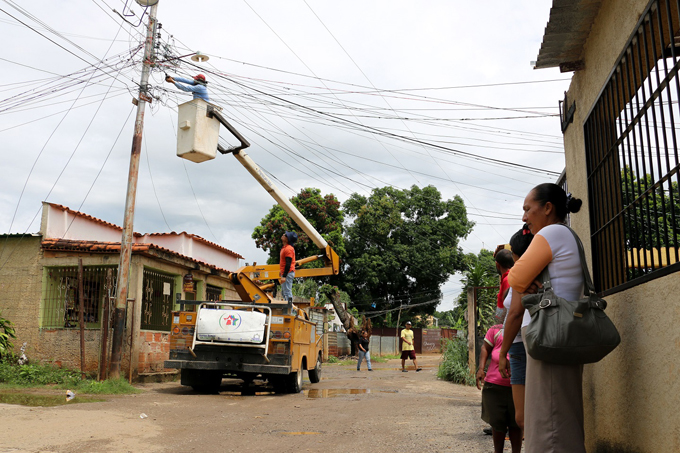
[530,183,583,222]
[510,225,534,257]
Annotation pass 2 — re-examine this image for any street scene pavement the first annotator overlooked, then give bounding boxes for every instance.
[0,354,522,453]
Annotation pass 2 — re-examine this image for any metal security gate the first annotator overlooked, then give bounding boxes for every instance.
[42,266,117,328]
[141,269,175,331]
[584,0,680,293]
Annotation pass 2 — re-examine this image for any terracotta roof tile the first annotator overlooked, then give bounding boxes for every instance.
[41,239,231,273]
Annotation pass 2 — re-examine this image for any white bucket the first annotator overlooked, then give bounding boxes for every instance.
[176,99,219,163]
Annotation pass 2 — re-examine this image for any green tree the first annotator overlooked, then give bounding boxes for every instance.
[451,250,498,333]
[341,185,473,325]
[252,187,346,265]
[292,279,351,308]
[621,166,680,249]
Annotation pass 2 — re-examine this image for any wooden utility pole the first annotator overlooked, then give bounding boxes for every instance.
[466,287,476,375]
[78,259,86,380]
[110,1,159,379]
[99,268,113,381]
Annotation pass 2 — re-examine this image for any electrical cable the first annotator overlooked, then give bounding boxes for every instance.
[1,15,129,270]
[145,122,172,231]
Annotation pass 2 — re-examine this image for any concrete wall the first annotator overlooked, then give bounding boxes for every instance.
[139,233,240,272]
[562,1,680,451]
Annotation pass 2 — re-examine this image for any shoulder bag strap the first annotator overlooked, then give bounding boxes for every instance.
[564,225,597,296]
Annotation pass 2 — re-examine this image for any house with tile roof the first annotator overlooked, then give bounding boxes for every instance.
[0,202,244,380]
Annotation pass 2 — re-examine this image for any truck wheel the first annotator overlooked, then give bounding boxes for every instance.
[285,367,303,393]
[308,354,322,383]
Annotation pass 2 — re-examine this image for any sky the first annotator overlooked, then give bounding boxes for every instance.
[0,0,570,312]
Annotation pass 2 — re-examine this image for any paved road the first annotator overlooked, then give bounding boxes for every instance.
[0,354,521,452]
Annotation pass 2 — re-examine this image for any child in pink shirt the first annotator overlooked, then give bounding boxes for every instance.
[476,324,522,453]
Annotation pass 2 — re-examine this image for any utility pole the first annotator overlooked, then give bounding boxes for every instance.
[110,1,159,379]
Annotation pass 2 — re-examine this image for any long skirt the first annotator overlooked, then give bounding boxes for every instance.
[523,330,586,453]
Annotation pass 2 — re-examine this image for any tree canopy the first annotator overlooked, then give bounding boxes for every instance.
[621,166,680,248]
[341,185,474,325]
[251,187,345,265]
[450,249,498,333]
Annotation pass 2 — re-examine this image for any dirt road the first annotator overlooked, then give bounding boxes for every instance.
[0,355,514,453]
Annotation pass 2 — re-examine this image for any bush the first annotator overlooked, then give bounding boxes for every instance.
[0,360,81,387]
[0,311,16,359]
[437,338,475,386]
[326,355,339,363]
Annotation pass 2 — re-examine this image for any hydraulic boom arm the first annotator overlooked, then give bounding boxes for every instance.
[208,106,340,303]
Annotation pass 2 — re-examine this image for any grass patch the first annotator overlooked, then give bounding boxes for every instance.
[437,338,475,386]
[337,359,356,366]
[71,378,140,394]
[326,353,399,366]
[371,354,399,363]
[0,359,139,394]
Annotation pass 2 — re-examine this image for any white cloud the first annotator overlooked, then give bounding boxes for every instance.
[1,0,568,310]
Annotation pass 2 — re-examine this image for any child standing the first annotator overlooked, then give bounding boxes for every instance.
[476,324,522,453]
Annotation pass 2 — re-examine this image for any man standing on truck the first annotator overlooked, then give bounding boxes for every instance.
[400,321,421,372]
[279,231,297,303]
[165,73,210,102]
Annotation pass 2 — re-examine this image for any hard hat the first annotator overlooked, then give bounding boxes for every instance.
[193,74,206,82]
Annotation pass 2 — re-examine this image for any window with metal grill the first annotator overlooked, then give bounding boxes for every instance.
[141,269,176,331]
[584,0,680,294]
[42,266,117,329]
[206,284,223,301]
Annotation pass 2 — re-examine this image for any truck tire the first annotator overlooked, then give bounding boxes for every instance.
[285,366,303,393]
[308,353,322,384]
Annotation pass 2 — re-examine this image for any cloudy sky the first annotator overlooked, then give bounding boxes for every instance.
[0,1,569,311]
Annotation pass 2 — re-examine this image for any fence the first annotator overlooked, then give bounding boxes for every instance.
[326,327,458,357]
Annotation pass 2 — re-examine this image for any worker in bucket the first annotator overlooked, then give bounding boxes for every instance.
[165,73,210,102]
[279,231,297,304]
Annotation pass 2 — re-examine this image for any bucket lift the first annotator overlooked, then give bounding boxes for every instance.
[175,100,340,304]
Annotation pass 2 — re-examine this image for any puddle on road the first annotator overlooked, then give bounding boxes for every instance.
[0,392,105,407]
[305,388,370,398]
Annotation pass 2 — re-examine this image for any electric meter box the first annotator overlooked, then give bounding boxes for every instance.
[176,99,220,163]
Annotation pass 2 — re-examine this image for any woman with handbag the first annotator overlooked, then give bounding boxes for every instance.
[498,183,585,453]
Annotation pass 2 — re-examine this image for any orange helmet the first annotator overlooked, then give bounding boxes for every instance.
[193,74,206,82]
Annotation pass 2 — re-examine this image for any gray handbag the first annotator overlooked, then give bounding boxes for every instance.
[521,226,621,365]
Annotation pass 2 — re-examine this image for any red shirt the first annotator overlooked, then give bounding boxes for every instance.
[279,244,296,276]
[497,270,509,308]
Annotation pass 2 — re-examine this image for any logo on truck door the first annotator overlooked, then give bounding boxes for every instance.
[219,313,242,330]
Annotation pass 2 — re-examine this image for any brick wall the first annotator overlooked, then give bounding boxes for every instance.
[137,331,172,374]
